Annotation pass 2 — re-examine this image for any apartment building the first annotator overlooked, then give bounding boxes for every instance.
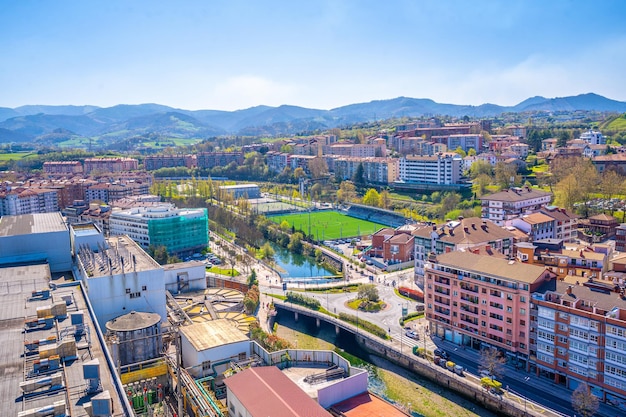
[425,251,556,369]
[84,157,138,174]
[109,205,208,255]
[144,154,196,170]
[196,152,244,169]
[481,187,553,226]
[43,161,84,175]
[413,217,514,276]
[539,206,579,242]
[432,134,482,153]
[333,157,398,185]
[324,142,385,158]
[515,241,609,281]
[392,136,447,156]
[508,212,556,241]
[398,153,462,185]
[0,187,59,215]
[265,151,290,174]
[531,280,626,408]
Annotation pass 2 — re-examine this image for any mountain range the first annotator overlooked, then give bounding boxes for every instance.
[1,93,625,145]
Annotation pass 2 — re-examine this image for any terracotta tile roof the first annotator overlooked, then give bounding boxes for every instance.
[413,217,514,245]
[433,251,550,284]
[330,392,407,416]
[224,366,332,417]
[481,187,551,202]
[521,212,554,225]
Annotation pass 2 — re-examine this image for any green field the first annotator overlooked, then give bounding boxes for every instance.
[0,152,35,160]
[269,210,388,240]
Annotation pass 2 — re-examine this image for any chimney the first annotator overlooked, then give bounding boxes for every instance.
[486,245,491,251]
[566,285,573,295]
[472,223,476,230]
[464,226,469,233]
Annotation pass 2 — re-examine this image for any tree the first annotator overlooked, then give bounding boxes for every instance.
[259,242,275,262]
[571,383,599,417]
[467,148,477,157]
[469,160,493,179]
[472,173,491,197]
[353,163,366,186]
[557,130,571,148]
[362,188,381,207]
[309,157,329,179]
[148,245,169,265]
[247,269,258,287]
[337,181,357,203]
[478,348,506,381]
[357,284,379,302]
[379,190,390,209]
[599,169,624,204]
[454,146,467,158]
[287,232,304,254]
[440,192,461,216]
[494,162,521,188]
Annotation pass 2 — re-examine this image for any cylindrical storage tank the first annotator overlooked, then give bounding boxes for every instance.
[105,311,162,366]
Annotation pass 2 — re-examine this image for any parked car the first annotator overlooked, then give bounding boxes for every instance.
[479,370,496,380]
[453,365,464,376]
[405,330,419,340]
[434,349,448,360]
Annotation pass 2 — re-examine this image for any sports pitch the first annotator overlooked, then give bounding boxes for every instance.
[268,210,388,240]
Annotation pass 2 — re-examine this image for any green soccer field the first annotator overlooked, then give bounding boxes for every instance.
[268,210,388,240]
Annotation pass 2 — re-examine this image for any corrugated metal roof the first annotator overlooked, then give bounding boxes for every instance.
[224,366,332,417]
[180,319,248,352]
[0,212,67,237]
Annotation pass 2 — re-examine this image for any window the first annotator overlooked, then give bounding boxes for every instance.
[125,288,131,294]
[520,308,526,315]
[520,295,526,303]
[129,292,141,299]
[520,320,526,326]
[142,285,147,291]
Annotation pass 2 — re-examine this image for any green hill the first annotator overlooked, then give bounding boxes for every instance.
[600,113,626,131]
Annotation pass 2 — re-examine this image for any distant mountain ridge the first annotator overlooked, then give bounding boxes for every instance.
[1,93,625,144]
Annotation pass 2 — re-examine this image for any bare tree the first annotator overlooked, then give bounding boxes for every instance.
[478,348,506,380]
[571,383,599,417]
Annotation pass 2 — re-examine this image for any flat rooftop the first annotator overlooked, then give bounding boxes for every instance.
[0,263,127,416]
[180,318,249,351]
[0,212,68,237]
[77,235,161,278]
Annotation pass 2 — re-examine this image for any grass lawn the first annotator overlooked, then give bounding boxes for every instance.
[0,152,35,160]
[206,266,240,277]
[269,210,387,240]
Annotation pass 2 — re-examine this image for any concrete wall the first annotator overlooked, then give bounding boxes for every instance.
[180,339,251,378]
[318,371,368,408]
[164,262,207,293]
[84,268,166,329]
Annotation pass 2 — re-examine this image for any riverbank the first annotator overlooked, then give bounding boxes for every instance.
[274,314,497,417]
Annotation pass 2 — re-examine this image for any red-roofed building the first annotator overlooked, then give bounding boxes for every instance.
[224,366,332,417]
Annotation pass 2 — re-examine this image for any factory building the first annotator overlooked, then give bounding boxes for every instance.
[75,235,166,329]
[0,212,72,272]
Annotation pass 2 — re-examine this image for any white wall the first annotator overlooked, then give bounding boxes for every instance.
[180,338,251,378]
[164,262,207,293]
[317,371,368,408]
[84,268,166,330]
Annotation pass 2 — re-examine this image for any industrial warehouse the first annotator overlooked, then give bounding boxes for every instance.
[0,213,397,417]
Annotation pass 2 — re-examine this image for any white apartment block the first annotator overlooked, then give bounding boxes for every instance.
[481,187,553,226]
[0,188,59,216]
[398,153,462,185]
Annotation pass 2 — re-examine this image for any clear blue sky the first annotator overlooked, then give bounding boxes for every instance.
[1,0,625,111]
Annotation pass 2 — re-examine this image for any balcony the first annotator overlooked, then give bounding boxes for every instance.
[459,304,479,315]
[460,295,479,304]
[459,284,479,293]
[434,287,450,296]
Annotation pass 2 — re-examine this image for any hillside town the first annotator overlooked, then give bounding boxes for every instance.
[1,113,626,417]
